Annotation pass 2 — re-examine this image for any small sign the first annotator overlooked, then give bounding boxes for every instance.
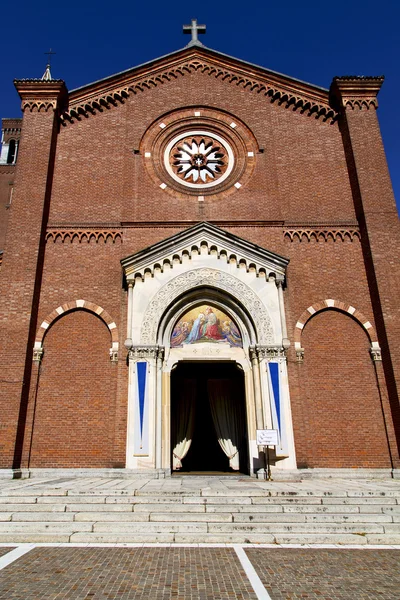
[257,429,278,446]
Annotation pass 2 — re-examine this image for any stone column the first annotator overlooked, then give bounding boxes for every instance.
[331,77,400,465]
[125,282,134,346]
[249,346,264,430]
[162,370,171,470]
[0,79,67,472]
[155,347,165,470]
[276,276,290,349]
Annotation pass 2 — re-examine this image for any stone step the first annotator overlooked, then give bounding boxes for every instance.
[65,531,398,545]
[10,513,75,522]
[66,504,135,512]
[0,503,68,512]
[2,488,399,498]
[0,507,395,523]
[230,513,393,524]
[0,528,398,545]
[70,521,385,534]
[0,492,398,504]
[0,501,395,515]
[70,532,176,543]
[321,497,397,505]
[207,522,386,534]
[173,532,369,545]
[0,481,398,545]
[0,522,93,533]
[70,532,276,544]
[0,533,71,543]
[184,497,252,505]
[0,510,395,525]
[131,503,206,512]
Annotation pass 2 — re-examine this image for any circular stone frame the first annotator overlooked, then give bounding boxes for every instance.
[140,107,258,198]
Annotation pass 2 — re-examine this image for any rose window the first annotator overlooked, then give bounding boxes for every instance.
[164,130,234,189]
[171,137,226,183]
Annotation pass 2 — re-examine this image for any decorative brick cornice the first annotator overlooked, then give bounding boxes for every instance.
[284,226,360,242]
[330,76,384,112]
[61,50,337,125]
[14,79,68,114]
[0,165,16,175]
[46,228,122,243]
[45,222,360,244]
[1,118,22,130]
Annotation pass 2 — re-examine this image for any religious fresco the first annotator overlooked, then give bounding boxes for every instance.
[170,305,242,348]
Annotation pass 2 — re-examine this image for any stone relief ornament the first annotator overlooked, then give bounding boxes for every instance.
[140,268,274,345]
[164,131,234,189]
[32,347,44,363]
[128,346,160,360]
[254,346,287,360]
[370,347,382,362]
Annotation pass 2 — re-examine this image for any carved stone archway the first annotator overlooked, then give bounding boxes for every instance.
[121,222,296,475]
[140,268,274,346]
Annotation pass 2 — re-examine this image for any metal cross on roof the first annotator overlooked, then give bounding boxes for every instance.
[44,48,56,66]
[183,18,206,47]
[42,48,56,81]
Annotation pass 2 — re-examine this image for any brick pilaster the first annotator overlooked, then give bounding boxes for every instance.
[331,76,400,463]
[0,79,67,471]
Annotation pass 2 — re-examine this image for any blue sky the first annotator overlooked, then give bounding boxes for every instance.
[1,1,398,213]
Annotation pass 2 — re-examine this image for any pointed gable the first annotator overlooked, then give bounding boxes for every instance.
[61,46,337,125]
[121,221,289,281]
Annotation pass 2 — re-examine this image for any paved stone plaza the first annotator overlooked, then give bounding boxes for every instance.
[0,475,399,598]
[0,545,399,599]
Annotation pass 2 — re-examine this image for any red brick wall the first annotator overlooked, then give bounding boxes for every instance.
[2,60,399,471]
[34,228,390,469]
[339,107,400,456]
[29,310,118,468]
[31,239,129,467]
[50,71,355,224]
[0,103,59,469]
[292,309,391,468]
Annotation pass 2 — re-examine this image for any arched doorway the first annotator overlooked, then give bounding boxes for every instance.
[121,224,297,474]
[171,361,249,474]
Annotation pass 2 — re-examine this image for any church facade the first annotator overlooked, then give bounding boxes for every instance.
[1,26,399,478]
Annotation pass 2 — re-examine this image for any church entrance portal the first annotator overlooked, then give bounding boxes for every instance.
[171,362,249,474]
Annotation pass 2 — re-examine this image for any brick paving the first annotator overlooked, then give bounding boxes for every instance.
[0,547,258,599]
[0,545,399,599]
[246,548,400,599]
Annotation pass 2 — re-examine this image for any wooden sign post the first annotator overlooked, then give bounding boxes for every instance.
[257,429,278,481]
